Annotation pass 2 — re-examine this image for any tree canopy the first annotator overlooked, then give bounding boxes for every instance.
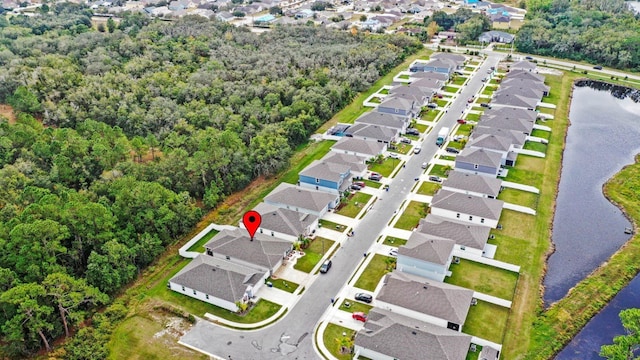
[600,308,640,360]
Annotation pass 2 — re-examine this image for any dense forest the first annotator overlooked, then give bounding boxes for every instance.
[0,5,421,357]
[516,0,640,70]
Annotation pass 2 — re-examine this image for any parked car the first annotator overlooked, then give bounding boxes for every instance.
[389,153,399,159]
[487,69,493,74]
[353,181,365,188]
[467,97,474,103]
[490,66,495,70]
[350,184,362,191]
[446,147,460,154]
[429,175,442,182]
[593,65,603,70]
[352,312,367,322]
[355,293,373,303]
[319,260,332,273]
[453,135,465,142]
[388,249,398,257]
[368,173,382,181]
[400,137,411,144]
[427,103,438,109]
[481,78,487,82]
[406,128,419,135]
[525,56,534,60]
[413,146,421,154]
[436,94,444,99]
[421,162,428,169]
[457,119,467,124]
[480,103,491,108]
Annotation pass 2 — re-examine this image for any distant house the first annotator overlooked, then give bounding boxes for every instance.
[418,215,492,256]
[264,183,339,217]
[430,53,466,66]
[501,77,550,96]
[409,78,444,93]
[245,202,318,242]
[344,123,399,144]
[491,91,539,110]
[473,126,528,148]
[216,11,234,21]
[396,232,455,282]
[298,160,352,195]
[377,96,420,118]
[478,30,514,44]
[506,69,545,83]
[169,254,267,312]
[480,107,537,134]
[430,190,504,228]
[410,59,458,75]
[388,84,433,105]
[376,272,474,331]
[321,152,368,179]
[494,86,544,102]
[441,170,502,199]
[455,147,503,177]
[510,60,537,71]
[408,71,449,82]
[467,133,518,166]
[355,111,409,135]
[353,308,472,360]
[331,137,387,160]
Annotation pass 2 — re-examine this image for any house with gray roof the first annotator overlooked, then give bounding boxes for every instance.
[441,170,502,199]
[478,30,514,44]
[467,133,518,166]
[376,272,474,331]
[355,111,409,135]
[265,183,339,217]
[409,71,449,82]
[491,91,539,110]
[169,254,267,312]
[321,152,368,179]
[480,109,536,135]
[388,84,433,106]
[204,227,292,272]
[377,96,420,118]
[430,52,467,66]
[410,58,458,75]
[418,215,492,256]
[247,202,318,243]
[455,147,503,177]
[397,231,455,282]
[298,160,352,195]
[495,86,544,102]
[331,137,387,160]
[410,77,445,92]
[430,190,504,228]
[473,126,527,148]
[510,60,536,71]
[353,308,472,360]
[482,106,537,122]
[500,77,550,96]
[344,123,399,144]
[505,69,545,82]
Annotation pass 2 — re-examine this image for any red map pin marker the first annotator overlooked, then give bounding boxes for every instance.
[243,210,262,241]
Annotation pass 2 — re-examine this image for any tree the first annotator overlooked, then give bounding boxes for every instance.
[359,14,367,22]
[1,283,54,353]
[600,308,640,359]
[269,6,282,15]
[106,17,116,33]
[426,21,439,39]
[43,273,108,338]
[8,86,41,114]
[232,10,245,17]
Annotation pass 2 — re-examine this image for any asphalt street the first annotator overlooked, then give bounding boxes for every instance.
[179,51,504,360]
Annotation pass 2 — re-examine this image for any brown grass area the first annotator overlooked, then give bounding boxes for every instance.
[0,104,17,124]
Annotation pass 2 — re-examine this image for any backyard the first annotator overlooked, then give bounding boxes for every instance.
[445,259,519,301]
[394,200,429,230]
[354,254,395,291]
[463,300,510,344]
[294,237,335,273]
[187,229,219,253]
[497,188,539,209]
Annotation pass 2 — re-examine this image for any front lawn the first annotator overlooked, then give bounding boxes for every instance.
[187,229,219,253]
[452,76,467,85]
[497,188,539,209]
[465,112,480,121]
[446,140,464,150]
[394,200,429,230]
[455,123,474,136]
[383,236,408,246]
[421,109,441,121]
[323,323,355,360]
[436,99,449,107]
[266,277,299,293]
[354,254,395,291]
[337,192,373,218]
[389,142,412,155]
[294,237,335,273]
[413,122,428,133]
[463,300,510,344]
[446,259,519,301]
[429,164,451,178]
[417,181,441,196]
[339,299,373,314]
[443,86,459,93]
[369,157,399,177]
[362,179,382,188]
[440,155,456,161]
[319,219,348,230]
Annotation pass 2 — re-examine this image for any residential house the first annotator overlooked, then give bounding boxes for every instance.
[430,190,504,228]
[396,232,455,282]
[473,126,527,148]
[377,96,420,118]
[410,58,458,75]
[410,78,445,93]
[510,60,536,71]
[204,228,292,273]
[321,152,368,179]
[478,30,514,44]
[500,77,550,96]
[216,11,234,21]
[418,215,492,257]
[331,137,387,160]
[355,111,409,135]
[430,53,466,67]
[264,183,339,217]
[455,147,503,177]
[299,160,352,195]
[344,123,399,144]
[491,91,539,110]
[245,202,319,242]
[441,170,503,199]
[505,69,545,83]
[494,86,544,103]
[388,84,433,106]
[479,115,535,136]
[408,71,449,82]
[467,133,518,166]
[353,308,472,360]
[376,272,474,331]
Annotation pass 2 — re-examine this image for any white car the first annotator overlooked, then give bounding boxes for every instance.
[413,146,422,154]
[389,153,399,159]
[389,249,398,257]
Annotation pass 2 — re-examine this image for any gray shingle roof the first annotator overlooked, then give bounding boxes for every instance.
[331,137,386,157]
[299,160,351,183]
[419,215,491,250]
[410,77,444,91]
[482,106,537,121]
[321,152,367,174]
[500,77,550,94]
[354,308,472,360]
[455,147,503,168]
[479,115,535,134]
[204,228,292,271]
[345,123,398,142]
[409,71,449,82]
[251,202,318,239]
[468,133,513,152]
[389,84,432,103]
[505,69,545,82]
[510,60,536,70]
[399,232,455,265]
[170,255,264,303]
[473,126,527,147]
[377,272,474,324]
[495,85,544,101]
[442,170,503,198]
[431,190,504,221]
[491,92,539,108]
[378,96,416,112]
[355,112,408,132]
[430,52,466,66]
[265,183,338,214]
[424,58,457,71]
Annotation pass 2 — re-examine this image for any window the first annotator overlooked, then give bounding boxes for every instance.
[193,290,197,295]
[226,256,231,260]
[271,231,274,236]
[460,246,466,251]
[456,213,460,218]
[469,215,473,221]
[395,108,399,113]
[474,164,479,169]
[480,218,485,224]
[316,178,320,183]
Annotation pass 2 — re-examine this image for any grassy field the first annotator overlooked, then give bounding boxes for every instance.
[323,323,356,360]
[429,164,451,178]
[295,237,335,273]
[337,192,373,218]
[186,229,218,253]
[463,300,510,344]
[498,188,539,209]
[394,200,429,230]
[446,259,519,301]
[369,157,399,177]
[417,181,441,196]
[383,236,408,246]
[354,254,394,291]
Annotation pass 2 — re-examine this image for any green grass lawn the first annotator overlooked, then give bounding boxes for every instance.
[362,179,382,188]
[378,88,389,94]
[266,277,299,293]
[413,122,428,133]
[354,254,395,291]
[398,74,410,79]
[452,77,467,85]
[498,188,539,209]
[417,181,441,196]
[481,87,495,96]
[323,323,355,360]
[295,237,335,273]
[523,141,547,153]
[339,299,373,314]
[455,124,474,136]
[446,259,519,301]
[463,300,510,344]
[443,86,459,93]
[537,107,555,115]
[421,109,441,121]
[369,97,381,104]
[369,157,399,177]
[337,192,373,218]
[440,155,456,161]
[530,129,550,140]
[394,200,429,230]
[465,112,480,121]
[436,99,449,107]
[186,229,218,252]
[488,232,536,266]
[383,236,408,246]
[319,219,348,229]
[497,209,537,251]
[446,140,464,150]
[476,97,490,104]
[429,164,451,178]
[389,142,412,155]
[503,166,543,189]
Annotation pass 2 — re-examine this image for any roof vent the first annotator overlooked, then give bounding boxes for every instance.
[212,268,216,272]
[423,286,428,290]
[411,331,417,335]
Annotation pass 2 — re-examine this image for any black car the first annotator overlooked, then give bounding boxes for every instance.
[400,137,412,144]
[445,147,460,154]
[525,56,534,60]
[354,293,373,303]
[406,128,419,135]
[593,65,603,70]
[319,260,332,273]
[480,103,491,108]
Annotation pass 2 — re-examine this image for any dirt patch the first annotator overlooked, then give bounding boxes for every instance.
[0,104,17,124]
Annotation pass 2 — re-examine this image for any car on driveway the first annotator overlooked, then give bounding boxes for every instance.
[400,137,412,144]
[446,147,460,154]
[406,128,419,136]
[429,175,442,182]
[350,184,362,191]
[388,249,398,257]
[353,181,365,188]
[368,173,382,181]
[457,119,467,124]
[352,312,367,322]
[355,293,373,303]
[525,56,534,60]
[319,260,332,273]
[480,103,491,108]
[389,153,399,159]
[413,146,421,154]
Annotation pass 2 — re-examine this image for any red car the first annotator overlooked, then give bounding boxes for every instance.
[457,119,467,124]
[353,181,365,188]
[352,312,367,322]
